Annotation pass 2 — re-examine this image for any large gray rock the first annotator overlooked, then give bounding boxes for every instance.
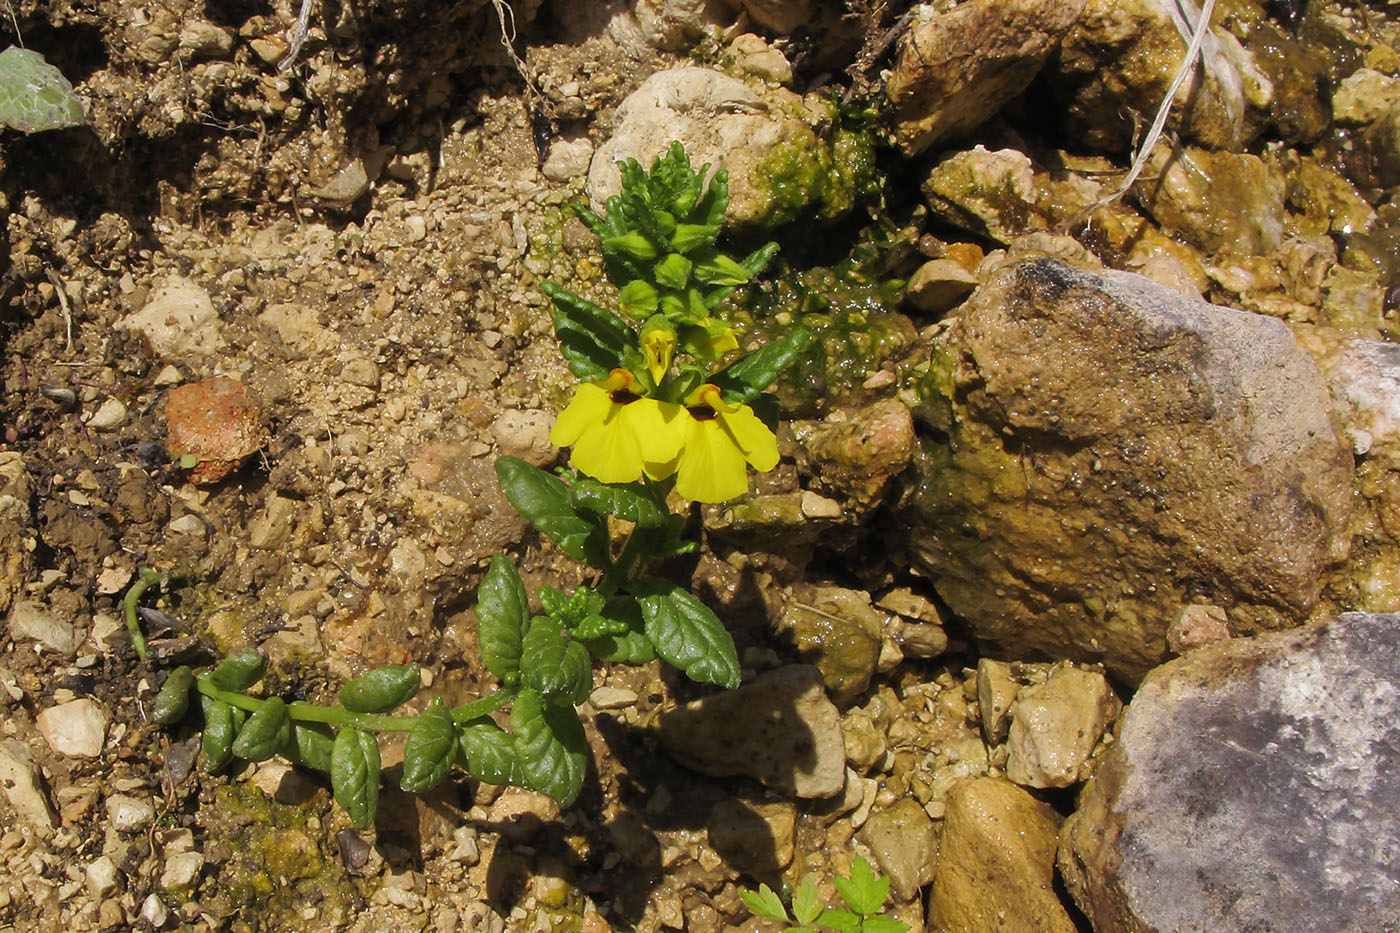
[1059,612,1400,932]
[885,0,1085,156]
[905,258,1353,681]
[588,67,869,230]
[656,665,845,798]
[1296,331,1400,615]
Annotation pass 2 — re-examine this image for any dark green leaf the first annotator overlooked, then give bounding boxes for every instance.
[282,721,335,773]
[818,908,864,933]
[520,617,592,706]
[697,170,729,227]
[711,327,814,405]
[568,475,670,528]
[475,553,530,685]
[401,698,459,793]
[339,664,421,713]
[836,857,890,916]
[231,696,291,763]
[510,690,587,806]
[458,718,523,786]
[571,613,631,640]
[578,597,655,663]
[209,647,267,691]
[151,665,193,725]
[542,282,634,381]
[200,696,238,773]
[331,727,380,829]
[629,577,740,688]
[495,458,607,566]
[862,917,912,933]
[739,884,790,923]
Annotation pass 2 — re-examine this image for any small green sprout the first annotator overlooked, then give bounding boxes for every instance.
[740,857,911,933]
[0,46,84,134]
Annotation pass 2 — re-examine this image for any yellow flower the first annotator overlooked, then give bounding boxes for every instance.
[550,370,684,483]
[640,321,677,384]
[659,384,779,502]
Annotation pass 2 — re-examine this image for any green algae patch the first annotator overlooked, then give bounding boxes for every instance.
[197,780,366,925]
[727,261,913,414]
[749,127,879,229]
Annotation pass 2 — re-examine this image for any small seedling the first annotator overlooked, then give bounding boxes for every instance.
[740,857,910,933]
[0,46,84,133]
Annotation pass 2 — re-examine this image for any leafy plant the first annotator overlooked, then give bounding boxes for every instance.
[740,857,910,933]
[142,142,809,830]
[0,46,84,133]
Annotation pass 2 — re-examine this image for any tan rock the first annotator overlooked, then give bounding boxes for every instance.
[929,777,1076,933]
[1005,666,1120,789]
[707,796,795,875]
[887,0,1085,156]
[859,796,938,902]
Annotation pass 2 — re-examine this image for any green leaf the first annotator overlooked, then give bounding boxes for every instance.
[401,698,459,793]
[696,170,729,227]
[692,253,753,286]
[603,232,658,261]
[791,875,823,926]
[0,47,84,133]
[578,597,656,663]
[629,577,740,689]
[711,327,814,405]
[200,696,238,773]
[670,223,719,254]
[475,553,531,686]
[836,857,890,917]
[568,475,670,528]
[282,721,335,773]
[231,697,291,763]
[861,917,911,933]
[543,282,634,381]
[653,253,693,291]
[495,458,607,566]
[339,664,421,713]
[571,612,631,640]
[510,690,587,806]
[739,884,790,923]
[209,647,268,691]
[331,727,381,829]
[818,908,864,933]
[458,718,523,786]
[151,665,193,725]
[618,279,659,317]
[520,617,592,706]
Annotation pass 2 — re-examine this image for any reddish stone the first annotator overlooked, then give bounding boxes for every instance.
[165,376,265,484]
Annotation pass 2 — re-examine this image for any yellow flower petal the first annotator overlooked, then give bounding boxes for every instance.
[716,404,779,472]
[549,383,612,448]
[570,404,647,483]
[675,418,750,502]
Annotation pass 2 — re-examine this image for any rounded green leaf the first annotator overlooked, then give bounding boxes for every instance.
[520,617,591,706]
[339,664,421,713]
[0,47,84,134]
[476,554,530,686]
[282,721,335,773]
[400,698,458,793]
[458,719,523,787]
[331,727,381,829]
[151,665,193,725]
[510,690,587,806]
[209,647,268,691]
[231,696,291,762]
[630,578,740,689]
[200,696,238,773]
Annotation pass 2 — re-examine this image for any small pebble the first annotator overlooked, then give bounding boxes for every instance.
[87,398,128,431]
[105,793,155,833]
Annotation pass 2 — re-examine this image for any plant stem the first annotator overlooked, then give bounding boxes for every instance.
[193,675,515,733]
[123,567,165,663]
